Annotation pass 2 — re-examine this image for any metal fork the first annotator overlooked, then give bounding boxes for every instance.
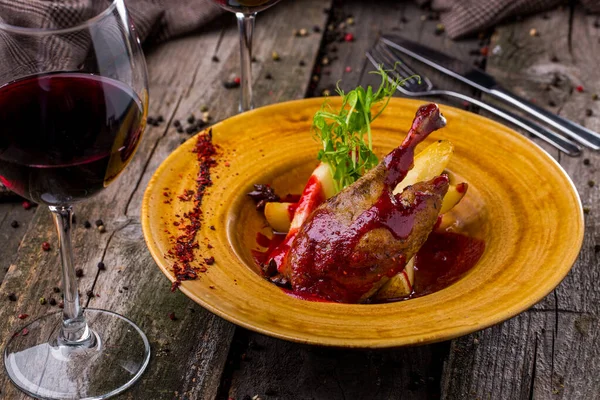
[366,40,582,156]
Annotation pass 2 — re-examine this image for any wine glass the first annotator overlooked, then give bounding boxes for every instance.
[0,1,150,398]
[211,0,282,111]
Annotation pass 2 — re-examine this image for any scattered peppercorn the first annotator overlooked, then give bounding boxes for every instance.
[313,25,321,32]
[344,33,354,42]
[576,85,584,93]
[39,297,47,305]
[49,298,57,306]
[53,286,60,293]
[59,301,64,309]
[86,290,95,298]
[95,219,103,227]
[97,261,106,271]
[272,51,280,61]
[200,105,209,112]
[22,201,32,210]
[345,66,352,73]
[435,23,445,35]
[299,60,306,66]
[298,28,308,37]
[586,109,593,116]
[595,244,600,253]
[42,241,51,251]
[550,55,559,62]
[480,46,489,56]
[84,220,91,228]
[10,220,19,228]
[234,77,241,85]
[123,286,129,290]
[588,180,595,187]
[186,126,196,134]
[157,116,164,123]
[75,268,84,277]
[223,80,240,89]
[211,55,220,62]
[548,100,556,107]
[147,116,156,125]
[98,225,106,233]
[72,214,77,224]
[173,120,181,128]
[584,207,590,214]
[529,28,539,37]
[7,293,17,301]
[583,158,590,165]
[18,314,28,319]
[251,56,257,62]
[21,328,29,336]
[168,312,177,321]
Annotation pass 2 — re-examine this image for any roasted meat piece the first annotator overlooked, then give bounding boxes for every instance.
[281,103,449,303]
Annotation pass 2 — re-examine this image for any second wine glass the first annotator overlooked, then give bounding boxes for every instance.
[212,0,282,111]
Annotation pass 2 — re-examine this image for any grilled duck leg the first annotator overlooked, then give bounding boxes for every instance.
[282,103,449,303]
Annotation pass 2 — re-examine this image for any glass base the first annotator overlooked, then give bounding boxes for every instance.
[4,309,150,400]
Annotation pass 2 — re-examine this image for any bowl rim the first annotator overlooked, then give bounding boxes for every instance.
[141,97,584,348]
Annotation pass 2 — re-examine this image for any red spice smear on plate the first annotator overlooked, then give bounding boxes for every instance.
[168,129,217,291]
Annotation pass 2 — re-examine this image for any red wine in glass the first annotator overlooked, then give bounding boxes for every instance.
[0,72,144,206]
[213,0,281,13]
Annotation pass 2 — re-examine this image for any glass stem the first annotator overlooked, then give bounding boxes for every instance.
[236,12,256,112]
[49,205,93,346]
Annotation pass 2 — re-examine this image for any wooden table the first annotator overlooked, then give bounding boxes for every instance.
[1,1,599,398]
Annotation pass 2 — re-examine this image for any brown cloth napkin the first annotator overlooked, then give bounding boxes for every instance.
[431,0,599,39]
[0,0,222,44]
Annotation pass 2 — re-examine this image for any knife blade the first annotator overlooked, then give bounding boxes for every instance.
[381,35,600,150]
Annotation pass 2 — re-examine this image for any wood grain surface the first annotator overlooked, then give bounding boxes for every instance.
[0,0,598,399]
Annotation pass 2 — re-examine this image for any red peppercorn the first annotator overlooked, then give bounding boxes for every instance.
[42,241,51,251]
[22,201,32,210]
[234,77,241,85]
[18,313,28,319]
[168,312,177,321]
[479,46,489,56]
[21,328,29,336]
[345,66,352,73]
[576,85,584,92]
[344,33,354,42]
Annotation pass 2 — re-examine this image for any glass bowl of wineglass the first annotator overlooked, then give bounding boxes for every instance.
[0,1,150,398]
[211,0,282,111]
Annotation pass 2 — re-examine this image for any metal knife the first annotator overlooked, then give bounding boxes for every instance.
[382,35,600,151]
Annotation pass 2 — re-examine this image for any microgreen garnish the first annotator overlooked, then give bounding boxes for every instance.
[312,65,413,192]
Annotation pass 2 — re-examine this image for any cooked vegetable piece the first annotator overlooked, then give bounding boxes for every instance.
[440,182,468,214]
[372,258,415,301]
[264,202,295,233]
[393,140,454,194]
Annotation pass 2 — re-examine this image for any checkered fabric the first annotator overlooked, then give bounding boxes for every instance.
[432,0,599,39]
[0,0,222,44]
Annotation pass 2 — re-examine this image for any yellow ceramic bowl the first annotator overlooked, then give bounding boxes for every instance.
[141,98,583,347]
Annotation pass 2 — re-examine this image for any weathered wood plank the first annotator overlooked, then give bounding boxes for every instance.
[0,203,36,283]
[313,0,484,101]
[442,5,600,399]
[0,1,331,398]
